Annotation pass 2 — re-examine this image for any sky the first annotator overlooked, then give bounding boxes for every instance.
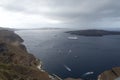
[0,0,120,30]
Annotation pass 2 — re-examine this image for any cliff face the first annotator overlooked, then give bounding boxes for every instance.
[0,30,51,80]
[0,42,39,67]
[0,30,23,43]
[0,30,27,51]
[98,67,120,80]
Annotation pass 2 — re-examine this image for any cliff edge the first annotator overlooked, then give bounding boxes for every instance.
[0,30,51,80]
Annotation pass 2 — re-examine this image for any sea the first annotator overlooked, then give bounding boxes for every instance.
[16,29,120,80]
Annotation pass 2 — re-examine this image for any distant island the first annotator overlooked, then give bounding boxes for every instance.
[66,29,120,37]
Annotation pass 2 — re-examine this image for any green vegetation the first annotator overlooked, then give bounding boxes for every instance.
[0,63,50,80]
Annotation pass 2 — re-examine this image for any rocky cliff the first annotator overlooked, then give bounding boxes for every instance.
[98,67,120,80]
[0,30,51,80]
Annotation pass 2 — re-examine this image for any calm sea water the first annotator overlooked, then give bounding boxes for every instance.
[16,30,120,80]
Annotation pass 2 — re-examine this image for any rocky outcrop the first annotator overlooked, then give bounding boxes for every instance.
[98,67,120,80]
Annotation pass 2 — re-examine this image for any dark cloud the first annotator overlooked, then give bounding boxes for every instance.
[0,0,120,29]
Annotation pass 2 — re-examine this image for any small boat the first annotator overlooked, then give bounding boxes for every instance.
[68,36,78,40]
[64,65,71,71]
[83,72,94,76]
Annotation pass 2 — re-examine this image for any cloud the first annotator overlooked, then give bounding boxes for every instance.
[0,0,120,29]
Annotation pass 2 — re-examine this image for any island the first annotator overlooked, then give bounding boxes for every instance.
[66,29,120,37]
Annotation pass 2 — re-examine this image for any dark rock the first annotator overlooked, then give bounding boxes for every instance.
[0,43,8,52]
[19,44,27,52]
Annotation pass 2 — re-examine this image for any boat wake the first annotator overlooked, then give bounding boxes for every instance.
[64,65,71,71]
[68,36,78,40]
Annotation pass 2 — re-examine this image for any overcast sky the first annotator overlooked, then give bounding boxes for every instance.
[0,0,120,29]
